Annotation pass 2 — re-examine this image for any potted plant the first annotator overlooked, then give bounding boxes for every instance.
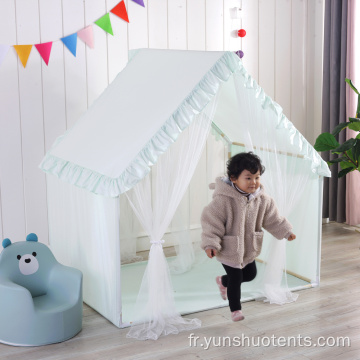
[314,78,360,178]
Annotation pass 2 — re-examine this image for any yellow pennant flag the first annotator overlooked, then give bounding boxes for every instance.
[14,45,33,68]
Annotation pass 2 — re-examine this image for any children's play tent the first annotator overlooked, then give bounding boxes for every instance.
[40,49,330,340]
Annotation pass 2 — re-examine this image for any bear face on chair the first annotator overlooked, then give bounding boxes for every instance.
[1,233,57,297]
[17,251,39,275]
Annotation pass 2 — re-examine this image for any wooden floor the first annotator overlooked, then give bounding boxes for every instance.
[1,222,359,360]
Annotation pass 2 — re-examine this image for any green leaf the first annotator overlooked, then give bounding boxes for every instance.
[349,117,360,122]
[314,133,340,152]
[338,167,355,178]
[340,161,355,169]
[347,148,356,162]
[348,122,360,132]
[353,139,360,164]
[327,156,347,165]
[332,138,356,154]
[345,78,359,95]
[357,133,360,139]
[345,79,360,116]
[332,122,350,136]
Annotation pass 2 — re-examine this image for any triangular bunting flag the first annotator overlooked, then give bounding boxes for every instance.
[61,33,77,57]
[35,42,53,65]
[111,1,129,23]
[78,25,94,48]
[95,13,114,35]
[131,0,145,7]
[0,45,10,67]
[14,45,33,68]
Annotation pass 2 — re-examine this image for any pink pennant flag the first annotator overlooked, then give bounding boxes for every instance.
[35,42,53,66]
[0,45,10,67]
[78,25,94,49]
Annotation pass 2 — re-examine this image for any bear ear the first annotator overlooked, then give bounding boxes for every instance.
[26,233,38,242]
[2,238,11,249]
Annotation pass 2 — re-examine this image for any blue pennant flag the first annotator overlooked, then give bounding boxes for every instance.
[61,33,77,57]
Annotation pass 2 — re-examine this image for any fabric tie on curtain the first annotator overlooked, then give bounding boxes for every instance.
[150,240,165,245]
[126,233,201,340]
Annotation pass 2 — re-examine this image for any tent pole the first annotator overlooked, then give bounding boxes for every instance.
[231,142,305,159]
[255,258,312,283]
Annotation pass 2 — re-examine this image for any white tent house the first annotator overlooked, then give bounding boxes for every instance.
[40,49,330,340]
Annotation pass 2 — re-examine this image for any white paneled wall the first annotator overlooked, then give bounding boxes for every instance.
[0,0,324,243]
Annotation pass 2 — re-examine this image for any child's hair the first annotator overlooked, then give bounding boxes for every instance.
[227,152,265,179]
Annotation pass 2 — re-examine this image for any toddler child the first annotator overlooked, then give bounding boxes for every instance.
[201,152,296,321]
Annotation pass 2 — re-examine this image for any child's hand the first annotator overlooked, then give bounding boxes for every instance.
[205,248,217,258]
[287,233,296,241]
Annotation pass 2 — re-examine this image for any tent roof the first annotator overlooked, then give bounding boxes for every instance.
[40,49,330,197]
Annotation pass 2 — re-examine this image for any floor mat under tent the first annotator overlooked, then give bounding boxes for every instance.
[120,255,310,326]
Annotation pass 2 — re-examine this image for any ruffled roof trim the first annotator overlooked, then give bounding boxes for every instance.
[40,51,330,198]
[236,65,331,178]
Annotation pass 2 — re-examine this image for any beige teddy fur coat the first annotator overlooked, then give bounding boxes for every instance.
[201,177,293,269]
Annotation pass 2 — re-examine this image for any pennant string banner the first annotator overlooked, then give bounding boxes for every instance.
[0,0,144,68]
[35,42,53,65]
[61,33,78,57]
[111,0,129,23]
[78,26,95,49]
[95,13,114,35]
[131,0,145,7]
[14,45,33,68]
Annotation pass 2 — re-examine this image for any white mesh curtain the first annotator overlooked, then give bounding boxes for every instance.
[167,130,229,275]
[119,194,143,264]
[125,95,218,340]
[118,129,228,275]
[231,71,317,304]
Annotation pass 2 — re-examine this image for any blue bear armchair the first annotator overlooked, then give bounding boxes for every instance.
[0,234,83,346]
